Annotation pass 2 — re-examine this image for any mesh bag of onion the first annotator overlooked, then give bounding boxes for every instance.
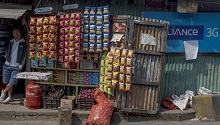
[85,88,114,125]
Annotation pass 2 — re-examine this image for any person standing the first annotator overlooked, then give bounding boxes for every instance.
[0,27,27,103]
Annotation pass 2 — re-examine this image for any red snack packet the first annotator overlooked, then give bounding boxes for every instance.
[64,27,69,34]
[29,51,35,59]
[65,14,70,20]
[65,19,69,26]
[43,25,49,33]
[74,34,80,41]
[69,48,74,54]
[69,19,75,26]
[49,42,56,50]
[49,25,57,33]
[59,41,65,48]
[64,61,70,69]
[75,49,79,56]
[43,34,48,41]
[60,27,65,34]
[69,34,74,41]
[36,52,41,60]
[64,48,69,55]
[69,55,74,62]
[29,43,35,51]
[42,42,49,49]
[75,56,79,63]
[49,50,56,59]
[49,16,57,25]
[69,27,75,34]
[65,41,69,47]
[75,13,81,19]
[70,13,75,20]
[42,50,49,58]
[59,34,65,41]
[69,41,74,47]
[60,14,65,20]
[64,55,69,61]
[36,26,43,34]
[29,17,36,26]
[58,55,64,62]
[43,17,49,25]
[29,34,36,43]
[74,19,80,26]
[37,43,43,51]
[65,34,69,41]
[30,26,36,34]
[60,20,65,27]
[59,48,64,55]
[37,35,43,43]
[74,27,80,34]
[75,43,80,48]
[48,33,57,41]
[36,18,43,26]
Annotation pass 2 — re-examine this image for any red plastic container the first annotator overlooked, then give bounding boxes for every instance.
[26,80,42,109]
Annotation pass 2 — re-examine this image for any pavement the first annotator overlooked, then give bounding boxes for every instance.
[0,94,196,124]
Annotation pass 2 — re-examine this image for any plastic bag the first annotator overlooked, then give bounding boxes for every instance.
[161,97,177,110]
[86,88,113,125]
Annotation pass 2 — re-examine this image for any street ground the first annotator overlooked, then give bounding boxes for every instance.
[0,120,220,125]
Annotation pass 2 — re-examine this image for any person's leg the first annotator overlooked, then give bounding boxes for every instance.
[3,84,13,94]
[1,64,11,101]
[3,66,20,103]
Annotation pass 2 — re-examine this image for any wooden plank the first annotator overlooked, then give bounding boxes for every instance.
[137,25,143,49]
[139,85,145,109]
[131,84,136,109]
[157,28,162,54]
[134,49,163,56]
[143,86,148,110]
[145,20,152,51]
[133,80,160,86]
[146,86,152,110]
[121,91,126,109]
[116,90,122,109]
[154,57,159,82]
[124,18,129,48]
[133,20,166,27]
[129,19,135,49]
[150,87,156,111]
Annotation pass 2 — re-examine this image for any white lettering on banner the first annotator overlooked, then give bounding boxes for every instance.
[207,28,218,37]
[140,33,157,45]
[169,28,198,36]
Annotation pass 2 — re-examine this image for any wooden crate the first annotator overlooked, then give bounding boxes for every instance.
[77,98,94,110]
[43,96,61,109]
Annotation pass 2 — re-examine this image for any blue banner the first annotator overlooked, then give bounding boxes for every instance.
[142,12,220,53]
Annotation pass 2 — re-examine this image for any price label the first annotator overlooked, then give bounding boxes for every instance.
[34,7,53,13]
[63,4,78,10]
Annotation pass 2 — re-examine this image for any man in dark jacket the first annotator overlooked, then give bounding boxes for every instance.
[0,27,27,103]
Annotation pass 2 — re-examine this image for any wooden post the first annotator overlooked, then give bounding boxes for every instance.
[58,107,72,125]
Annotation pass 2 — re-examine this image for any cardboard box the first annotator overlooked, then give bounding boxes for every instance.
[60,96,76,110]
[192,95,220,121]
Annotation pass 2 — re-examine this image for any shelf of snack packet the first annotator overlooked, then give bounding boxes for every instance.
[35,81,98,87]
[33,67,99,73]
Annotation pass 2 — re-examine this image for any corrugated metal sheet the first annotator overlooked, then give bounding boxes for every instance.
[161,54,220,100]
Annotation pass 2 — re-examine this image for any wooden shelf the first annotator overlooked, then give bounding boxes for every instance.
[35,81,98,87]
[33,67,100,73]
